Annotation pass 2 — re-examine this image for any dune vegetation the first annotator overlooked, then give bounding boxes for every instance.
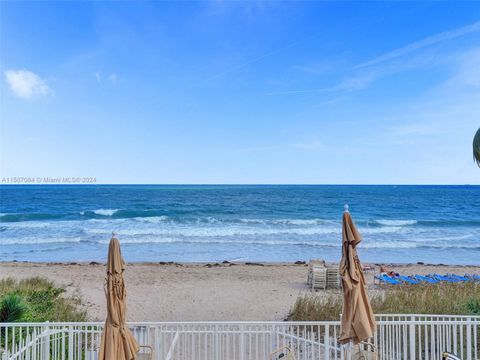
[0,277,87,323]
[289,282,480,321]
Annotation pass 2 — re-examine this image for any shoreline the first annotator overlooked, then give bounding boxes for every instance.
[1,260,479,267]
[1,261,478,322]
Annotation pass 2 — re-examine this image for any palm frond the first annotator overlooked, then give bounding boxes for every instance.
[0,294,27,322]
[474,128,480,167]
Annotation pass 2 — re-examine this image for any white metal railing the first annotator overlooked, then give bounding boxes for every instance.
[1,315,479,360]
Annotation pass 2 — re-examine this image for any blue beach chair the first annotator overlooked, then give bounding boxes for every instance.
[376,274,401,285]
[466,274,480,281]
[397,275,420,285]
[430,274,461,283]
[414,274,439,284]
[447,274,469,281]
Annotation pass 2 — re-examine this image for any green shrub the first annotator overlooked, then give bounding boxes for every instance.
[0,277,87,322]
[466,298,480,315]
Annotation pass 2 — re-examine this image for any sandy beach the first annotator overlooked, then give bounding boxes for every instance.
[1,261,478,322]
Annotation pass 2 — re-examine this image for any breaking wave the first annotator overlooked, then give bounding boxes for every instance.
[373,219,417,226]
[80,209,119,216]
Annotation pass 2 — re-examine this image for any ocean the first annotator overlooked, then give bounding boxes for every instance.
[0,185,479,264]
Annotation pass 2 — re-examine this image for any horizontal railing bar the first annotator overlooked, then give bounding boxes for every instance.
[0,321,342,326]
[390,314,480,317]
[276,331,336,350]
[2,320,479,327]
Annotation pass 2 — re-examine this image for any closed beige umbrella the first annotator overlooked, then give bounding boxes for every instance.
[99,236,139,360]
[339,206,376,345]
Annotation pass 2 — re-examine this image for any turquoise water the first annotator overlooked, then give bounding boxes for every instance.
[0,185,479,264]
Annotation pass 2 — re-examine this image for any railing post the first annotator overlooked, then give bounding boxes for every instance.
[0,326,5,360]
[68,325,74,360]
[324,324,330,360]
[42,321,50,360]
[214,324,219,360]
[466,317,472,360]
[152,326,158,360]
[409,317,416,360]
[240,324,245,360]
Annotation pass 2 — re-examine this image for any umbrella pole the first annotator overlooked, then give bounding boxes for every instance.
[342,340,353,360]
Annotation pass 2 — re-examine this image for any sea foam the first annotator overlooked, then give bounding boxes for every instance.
[374,219,417,226]
[81,209,119,216]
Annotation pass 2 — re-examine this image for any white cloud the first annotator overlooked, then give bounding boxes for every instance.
[108,73,118,84]
[93,72,119,85]
[446,47,480,88]
[271,27,478,97]
[274,21,480,96]
[4,69,53,100]
[355,21,480,69]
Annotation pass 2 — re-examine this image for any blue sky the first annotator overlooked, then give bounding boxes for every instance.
[1,1,479,184]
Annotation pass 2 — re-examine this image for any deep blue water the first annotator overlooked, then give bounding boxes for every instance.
[0,185,479,264]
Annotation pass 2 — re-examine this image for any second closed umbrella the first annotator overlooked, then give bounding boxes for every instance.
[339,207,376,345]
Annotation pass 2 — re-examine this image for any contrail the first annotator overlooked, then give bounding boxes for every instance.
[355,20,480,69]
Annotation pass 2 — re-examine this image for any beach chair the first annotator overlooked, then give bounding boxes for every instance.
[326,265,341,289]
[414,274,439,284]
[431,274,461,283]
[397,275,419,285]
[447,274,469,281]
[465,274,480,281]
[137,345,153,360]
[375,274,400,285]
[312,267,328,290]
[307,259,325,287]
[309,260,331,290]
[270,346,296,360]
